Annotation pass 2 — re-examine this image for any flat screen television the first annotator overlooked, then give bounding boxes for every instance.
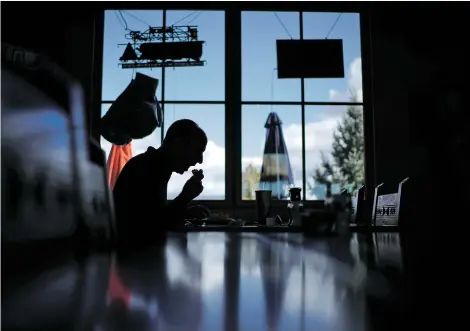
[276,39,345,79]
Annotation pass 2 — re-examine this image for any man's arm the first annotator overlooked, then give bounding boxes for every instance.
[160,170,204,225]
[117,190,190,246]
[162,193,191,226]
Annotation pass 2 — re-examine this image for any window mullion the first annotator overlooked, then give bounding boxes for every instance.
[300,11,307,200]
[225,8,242,208]
[160,9,167,143]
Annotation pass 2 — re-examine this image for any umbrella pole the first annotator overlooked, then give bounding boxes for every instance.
[276,153,280,199]
[276,130,281,199]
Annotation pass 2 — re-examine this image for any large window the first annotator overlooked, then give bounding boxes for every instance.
[100,8,365,203]
[241,11,364,201]
[101,10,225,200]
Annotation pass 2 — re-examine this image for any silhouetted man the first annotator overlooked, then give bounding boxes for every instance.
[113,119,209,245]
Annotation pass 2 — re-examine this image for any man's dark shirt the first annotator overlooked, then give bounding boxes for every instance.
[113,146,187,245]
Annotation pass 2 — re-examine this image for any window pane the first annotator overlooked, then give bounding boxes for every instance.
[164,11,225,101]
[242,12,301,102]
[164,104,225,200]
[305,105,364,200]
[303,12,363,102]
[100,103,161,162]
[102,10,163,102]
[241,105,302,200]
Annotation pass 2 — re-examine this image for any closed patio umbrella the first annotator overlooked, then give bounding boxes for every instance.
[259,112,294,199]
[107,143,133,189]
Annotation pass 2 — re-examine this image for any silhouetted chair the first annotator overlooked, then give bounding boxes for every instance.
[79,138,117,247]
[1,44,85,250]
[372,178,410,228]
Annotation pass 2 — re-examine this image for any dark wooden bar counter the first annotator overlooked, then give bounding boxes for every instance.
[2,231,404,331]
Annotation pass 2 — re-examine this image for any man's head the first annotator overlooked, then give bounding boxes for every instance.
[162,119,207,174]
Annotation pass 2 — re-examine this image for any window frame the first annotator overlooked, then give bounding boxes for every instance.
[97,7,372,211]
[100,9,230,209]
[237,10,365,208]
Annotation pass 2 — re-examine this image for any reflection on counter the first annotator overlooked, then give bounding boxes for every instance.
[2,253,111,331]
[2,232,403,331]
[374,232,403,270]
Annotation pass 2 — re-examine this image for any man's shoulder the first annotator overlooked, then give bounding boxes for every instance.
[127,150,148,166]
[121,146,164,175]
[113,149,151,194]
[120,152,146,174]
